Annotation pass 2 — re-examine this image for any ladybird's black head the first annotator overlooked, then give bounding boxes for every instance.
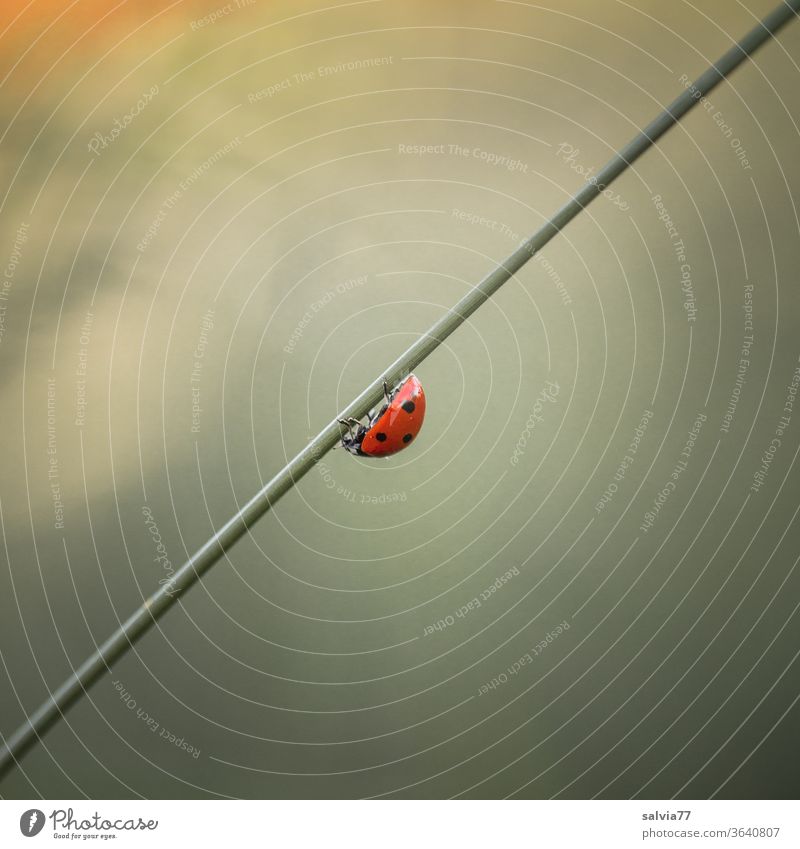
[341,426,366,456]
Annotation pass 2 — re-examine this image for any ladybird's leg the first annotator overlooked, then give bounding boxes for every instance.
[383,380,391,404]
[337,420,358,447]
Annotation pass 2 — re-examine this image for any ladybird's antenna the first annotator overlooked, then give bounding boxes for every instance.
[2,0,798,778]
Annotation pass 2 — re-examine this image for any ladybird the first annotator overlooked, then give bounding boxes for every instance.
[339,374,426,457]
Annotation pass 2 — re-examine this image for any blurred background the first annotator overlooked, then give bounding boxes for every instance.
[1,0,799,799]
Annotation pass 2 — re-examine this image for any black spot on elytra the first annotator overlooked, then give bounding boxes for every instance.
[402,400,415,413]
[375,432,387,442]
[403,433,413,443]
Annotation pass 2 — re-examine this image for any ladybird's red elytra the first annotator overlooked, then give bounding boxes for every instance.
[339,374,426,457]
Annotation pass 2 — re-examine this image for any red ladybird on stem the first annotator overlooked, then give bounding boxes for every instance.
[339,374,426,457]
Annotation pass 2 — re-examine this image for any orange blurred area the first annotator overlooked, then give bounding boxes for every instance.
[0,0,178,56]
[0,0,172,29]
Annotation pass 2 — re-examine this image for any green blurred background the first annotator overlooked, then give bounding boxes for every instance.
[1,0,799,799]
